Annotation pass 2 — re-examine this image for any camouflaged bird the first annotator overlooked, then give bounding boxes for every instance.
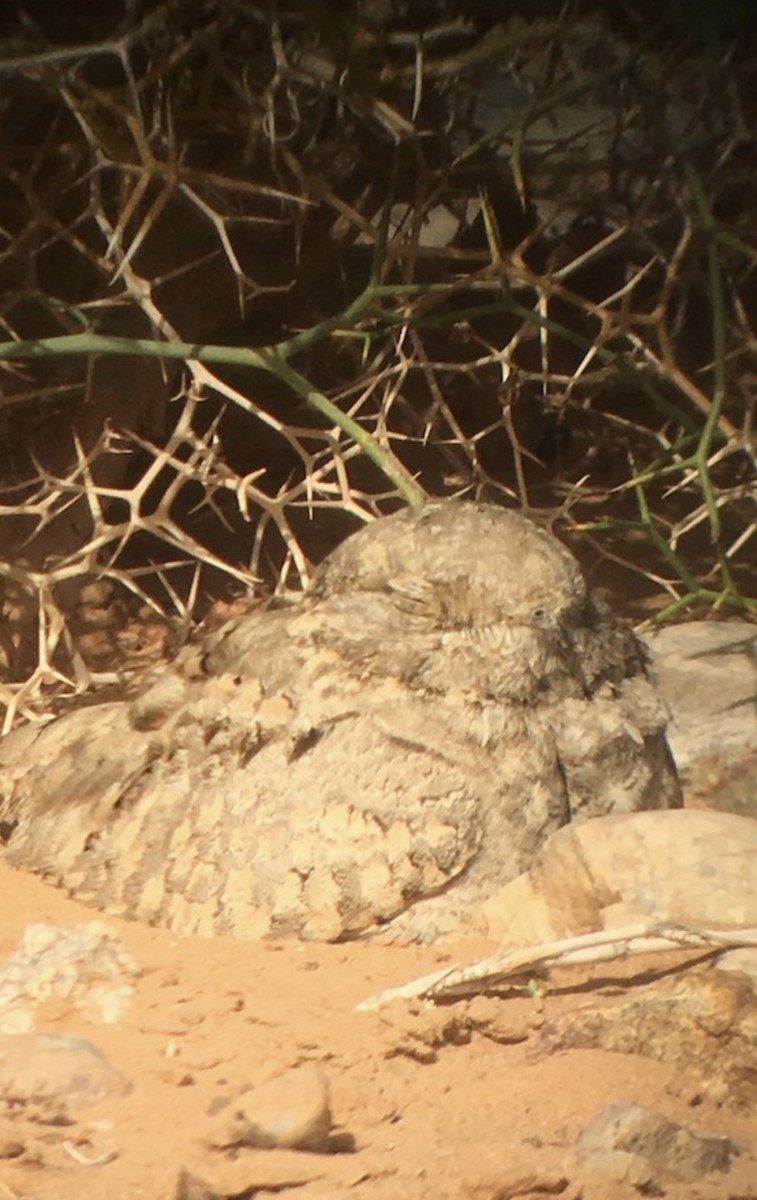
[0,502,681,941]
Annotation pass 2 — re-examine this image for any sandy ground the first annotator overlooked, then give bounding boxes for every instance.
[0,858,755,1200]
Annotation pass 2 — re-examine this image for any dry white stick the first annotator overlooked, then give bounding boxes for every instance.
[357,922,757,1011]
[62,1139,119,1166]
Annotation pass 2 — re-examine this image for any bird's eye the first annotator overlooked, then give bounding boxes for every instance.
[530,606,549,625]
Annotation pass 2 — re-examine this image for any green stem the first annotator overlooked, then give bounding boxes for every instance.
[676,149,728,541]
[632,473,700,594]
[255,350,427,506]
[0,331,427,508]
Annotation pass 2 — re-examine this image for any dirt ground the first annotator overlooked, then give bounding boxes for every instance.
[0,854,755,1200]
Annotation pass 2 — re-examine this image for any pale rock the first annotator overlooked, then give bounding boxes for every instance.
[481,809,757,945]
[0,921,138,1033]
[205,1065,332,1152]
[645,621,757,770]
[175,1158,321,1200]
[0,1031,131,1113]
[645,621,757,817]
[716,946,757,978]
[463,1161,573,1200]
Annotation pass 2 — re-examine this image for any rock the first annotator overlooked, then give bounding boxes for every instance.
[464,1162,573,1199]
[645,621,757,816]
[645,621,757,769]
[176,1173,219,1200]
[481,808,757,945]
[0,502,681,943]
[537,967,757,1108]
[380,995,533,1064]
[205,1065,332,1152]
[717,946,757,978]
[175,1159,321,1200]
[576,1101,736,1185]
[0,921,139,1034]
[0,1134,24,1159]
[0,1032,131,1114]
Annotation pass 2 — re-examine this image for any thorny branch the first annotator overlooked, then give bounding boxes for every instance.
[0,3,755,731]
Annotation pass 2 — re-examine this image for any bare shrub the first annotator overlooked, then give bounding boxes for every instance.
[0,1,754,729]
